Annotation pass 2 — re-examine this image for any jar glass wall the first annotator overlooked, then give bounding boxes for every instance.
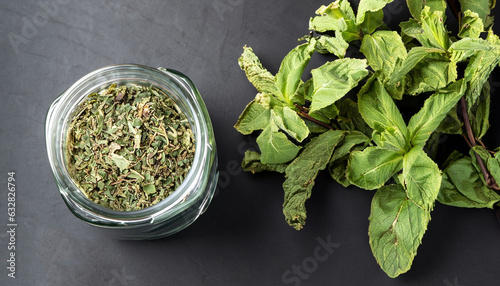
[45,64,218,239]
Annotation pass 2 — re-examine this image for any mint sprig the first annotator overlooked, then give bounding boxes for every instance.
[235,0,500,278]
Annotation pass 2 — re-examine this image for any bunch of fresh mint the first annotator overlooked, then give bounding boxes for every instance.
[235,0,500,278]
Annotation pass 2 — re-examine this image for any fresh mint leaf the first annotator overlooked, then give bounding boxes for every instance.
[464,48,500,109]
[238,46,279,95]
[360,31,407,80]
[283,130,344,230]
[407,80,465,147]
[356,0,394,25]
[272,106,310,142]
[275,40,316,106]
[346,146,404,190]
[329,131,371,187]
[315,33,349,58]
[420,6,450,50]
[358,78,409,152]
[234,99,271,135]
[401,147,442,211]
[336,98,373,136]
[438,156,500,208]
[469,81,491,140]
[390,47,446,87]
[406,57,456,95]
[310,58,369,114]
[256,120,301,164]
[360,9,384,35]
[369,184,431,278]
[407,0,447,20]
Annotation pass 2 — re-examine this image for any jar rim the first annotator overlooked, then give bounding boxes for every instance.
[46,64,216,226]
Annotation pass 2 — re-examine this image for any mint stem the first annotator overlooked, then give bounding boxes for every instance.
[460,96,500,190]
[295,104,335,130]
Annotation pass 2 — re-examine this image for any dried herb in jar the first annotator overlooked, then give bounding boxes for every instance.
[66,83,195,211]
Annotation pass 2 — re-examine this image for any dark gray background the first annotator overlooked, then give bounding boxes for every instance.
[1,0,499,285]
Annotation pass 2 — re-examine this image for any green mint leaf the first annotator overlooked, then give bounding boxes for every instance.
[238,46,279,95]
[336,98,373,135]
[436,105,463,135]
[328,131,371,187]
[449,38,494,63]
[275,40,316,105]
[241,150,287,174]
[356,0,394,25]
[256,121,301,164]
[459,10,485,38]
[346,146,404,190]
[407,80,465,147]
[438,155,500,208]
[369,184,431,278]
[464,48,500,109]
[357,78,409,152]
[309,0,360,42]
[360,30,407,80]
[272,106,310,142]
[420,6,450,50]
[458,0,494,24]
[469,81,491,139]
[110,153,130,172]
[283,130,344,230]
[234,99,271,135]
[390,46,446,86]
[315,33,349,58]
[401,147,442,211]
[406,57,456,95]
[407,0,447,20]
[360,9,384,35]
[310,58,369,114]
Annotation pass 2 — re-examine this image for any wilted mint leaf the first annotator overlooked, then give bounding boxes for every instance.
[241,150,287,174]
[283,130,344,229]
[459,10,485,38]
[238,46,279,95]
[458,0,495,24]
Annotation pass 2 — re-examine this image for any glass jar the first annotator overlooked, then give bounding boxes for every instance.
[45,64,218,239]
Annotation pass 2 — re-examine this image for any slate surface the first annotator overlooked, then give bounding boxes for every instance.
[1,1,499,285]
